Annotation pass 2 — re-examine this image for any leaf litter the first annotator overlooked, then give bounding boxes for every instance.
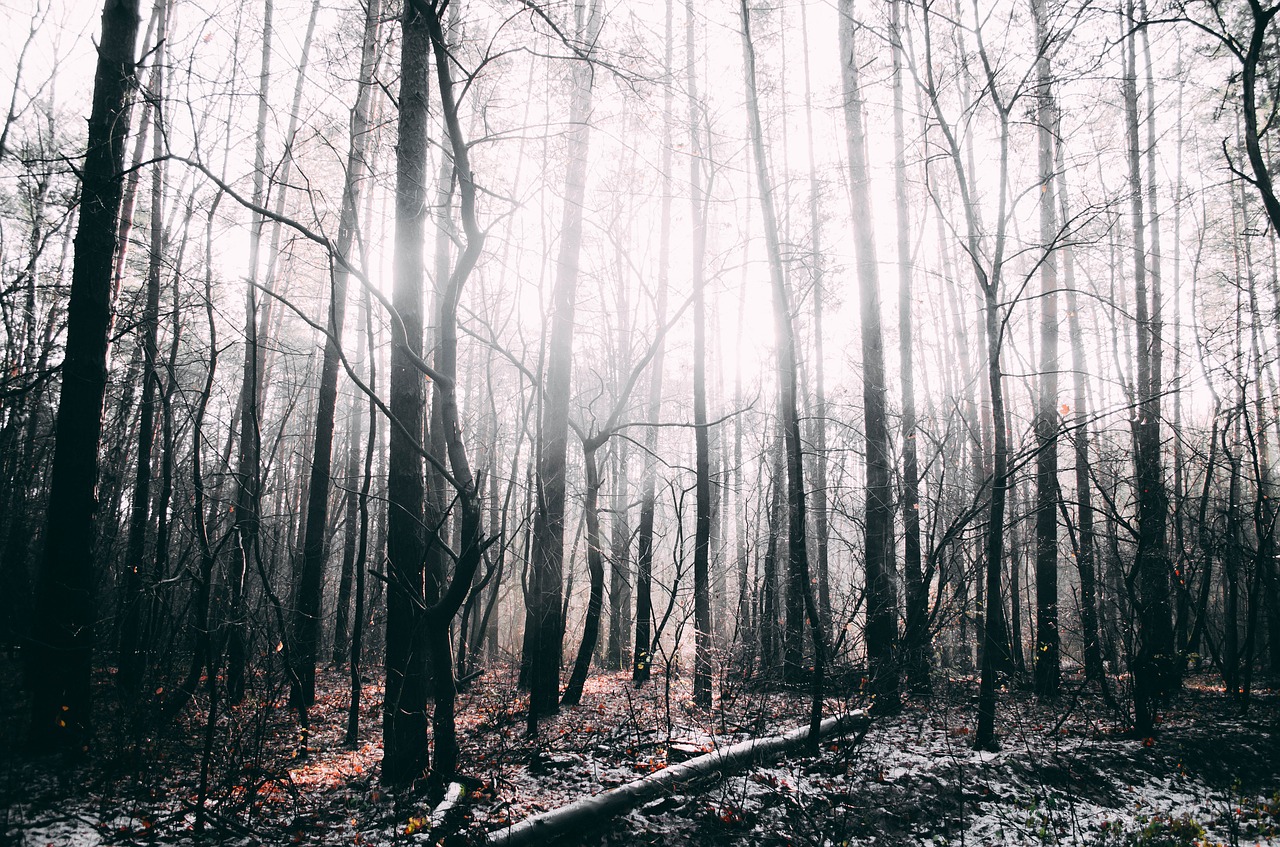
[3,663,1278,846]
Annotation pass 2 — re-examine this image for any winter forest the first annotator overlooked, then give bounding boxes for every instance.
[3,0,1280,842]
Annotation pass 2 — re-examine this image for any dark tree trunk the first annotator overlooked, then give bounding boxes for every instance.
[1238,3,1280,235]
[163,193,223,723]
[975,291,1012,750]
[799,0,832,638]
[118,0,168,691]
[228,0,275,706]
[27,0,142,754]
[606,438,631,669]
[419,1,489,780]
[892,0,930,698]
[633,0,672,688]
[332,417,361,667]
[562,441,606,706]
[838,0,899,711]
[741,0,822,700]
[294,0,377,707]
[382,0,431,788]
[1067,290,1106,688]
[1054,112,1107,689]
[1123,0,1174,734]
[760,433,785,671]
[346,287,378,748]
[687,0,712,710]
[1009,470,1026,675]
[1032,0,1061,698]
[525,0,602,726]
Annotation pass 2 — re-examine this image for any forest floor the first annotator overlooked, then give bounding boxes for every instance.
[3,658,1280,846]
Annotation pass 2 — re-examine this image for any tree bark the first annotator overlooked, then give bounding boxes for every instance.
[294,0,379,709]
[561,440,606,706]
[606,437,631,669]
[118,0,168,692]
[227,0,275,705]
[891,0,929,698]
[1123,0,1174,735]
[483,712,870,847]
[382,0,432,787]
[419,1,489,780]
[799,0,832,638]
[1057,123,1107,689]
[838,0,899,711]
[27,0,142,754]
[525,0,603,726]
[687,0,712,710]
[347,286,378,748]
[741,0,825,720]
[633,0,673,688]
[1032,0,1061,697]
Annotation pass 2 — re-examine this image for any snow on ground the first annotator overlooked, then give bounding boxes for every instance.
[3,665,1278,846]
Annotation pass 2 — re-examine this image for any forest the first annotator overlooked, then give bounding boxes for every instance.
[2,0,1280,843]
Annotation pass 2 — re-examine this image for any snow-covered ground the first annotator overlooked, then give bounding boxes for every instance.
[4,669,1278,846]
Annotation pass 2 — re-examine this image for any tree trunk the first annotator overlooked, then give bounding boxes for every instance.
[1123,0,1174,734]
[1031,0,1061,697]
[227,0,275,705]
[1008,468,1026,675]
[482,713,870,847]
[167,194,224,721]
[974,289,1012,750]
[26,0,142,754]
[109,1,161,300]
[333,393,363,668]
[633,0,672,688]
[525,0,603,726]
[741,0,824,714]
[1050,106,1107,690]
[118,0,169,691]
[1239,2,1280,235]
[419,1,489,780]
[760,431,785,671]
[382,0,432,788]
[293,0,377,709]
[144,203,188,661]
[838,0,899,711]
[347,287,378,748]
[687,0,712,710]
[799,0,832,637]
[562,440,606,706]
[891,0,929,698]
[606,438,631,669]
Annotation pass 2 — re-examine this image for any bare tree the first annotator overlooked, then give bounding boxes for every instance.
[687,0,713,710]
[839,0,900,712]
[892,0,930,696]
[525,0,604,727]
[227,0,275,705]
[1032,0,1061,697]
[382,0,433,787]
[1123,0,1175,735]
[293,0,379,711]
[26,0,143,754]
[117,0,170,692]
[740,0,826,733]
[633,0,673,688]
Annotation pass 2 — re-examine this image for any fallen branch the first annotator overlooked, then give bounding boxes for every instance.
[431,781,468,829]
[482,711,870,847]
[457,668,485,688]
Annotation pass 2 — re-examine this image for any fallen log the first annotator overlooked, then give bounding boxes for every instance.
[431,781,468,829]
[482,711,870,847]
